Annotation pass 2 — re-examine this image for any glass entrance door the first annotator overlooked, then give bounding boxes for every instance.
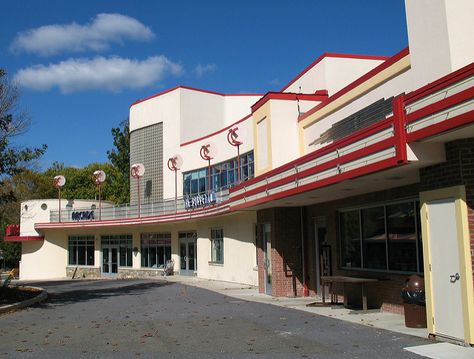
[179,231,196,275]
[102,246,119,275]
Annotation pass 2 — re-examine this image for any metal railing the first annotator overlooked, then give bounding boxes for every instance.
[49,190,229,222]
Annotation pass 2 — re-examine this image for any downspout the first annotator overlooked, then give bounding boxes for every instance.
[301,207,309,296]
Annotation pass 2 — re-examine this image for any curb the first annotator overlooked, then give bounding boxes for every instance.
[0,286,48,314]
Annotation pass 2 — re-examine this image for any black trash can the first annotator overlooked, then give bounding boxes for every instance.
[401,275,427,328]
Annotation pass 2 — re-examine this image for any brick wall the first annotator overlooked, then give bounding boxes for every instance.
[305,184,420,313]
[420,138,474,289]
[257,207,305,297]
[255,139,474,312]
[257,209,271,294]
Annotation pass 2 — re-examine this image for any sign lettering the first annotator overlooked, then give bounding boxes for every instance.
[184,192,217,210]
[71,210,95,221]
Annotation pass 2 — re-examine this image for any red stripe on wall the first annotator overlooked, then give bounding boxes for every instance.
[404,61,474,105]
[180,114,252,147]
[407,87,474,123]
[406,110,474,142]
[230,157,400,211]
[230,138,395,202]
[231,117,393,192]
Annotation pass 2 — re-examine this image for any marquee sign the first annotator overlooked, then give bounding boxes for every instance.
[71,210,95,221]
[184,192,217,210]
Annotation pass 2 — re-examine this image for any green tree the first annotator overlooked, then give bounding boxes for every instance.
[43,162,122,203]
[0,69,47,268]
[107,119,130,204]
[0,69,47,204]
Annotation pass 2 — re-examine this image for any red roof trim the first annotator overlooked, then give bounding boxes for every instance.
[130,85,262,107]
[250,92,328,113]
[281,53,389,92]
[298,47,410,123]
[4,236,44,242]
[180,113,252,147]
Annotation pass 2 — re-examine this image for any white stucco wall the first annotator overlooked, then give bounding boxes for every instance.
[20,230,69,280]
[284,56,385,96]
[130,87,260,200]
[195,211,258,286]
[179,89,225,144]
[303,67,414,153]
[269,100,301,169]
[20,199,112,236]
[405,0,474,89]
[223,95,261,126]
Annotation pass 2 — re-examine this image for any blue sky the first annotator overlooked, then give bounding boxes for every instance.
[1,0,408,169]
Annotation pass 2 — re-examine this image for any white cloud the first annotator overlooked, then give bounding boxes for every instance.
[11,13,155,56]
[194,63,217,78]
[14,56,183,93]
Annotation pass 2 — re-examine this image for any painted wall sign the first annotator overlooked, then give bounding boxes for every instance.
[184,192,217,210]
[71,210,95,221]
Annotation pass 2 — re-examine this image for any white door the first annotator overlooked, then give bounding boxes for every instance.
[427,198,465,340]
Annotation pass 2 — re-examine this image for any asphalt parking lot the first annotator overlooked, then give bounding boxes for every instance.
[0,279,430,358]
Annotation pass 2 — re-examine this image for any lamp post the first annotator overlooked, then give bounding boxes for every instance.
[92,170,106,220]
[53,175,66,222]
[167,154,183,213]
[227,127,243,183]
[200,143,216,192]
[131,163,145,218]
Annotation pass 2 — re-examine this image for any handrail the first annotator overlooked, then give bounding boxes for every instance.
[49,190,229,223]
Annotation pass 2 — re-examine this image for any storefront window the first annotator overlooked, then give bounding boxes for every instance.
[68,235,95,266]
[183,151,254,196]
[211,228,224,263]
[339,200,423,273]
[141,233,171,269]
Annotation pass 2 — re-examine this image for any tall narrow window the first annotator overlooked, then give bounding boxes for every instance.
[210,228,224,264]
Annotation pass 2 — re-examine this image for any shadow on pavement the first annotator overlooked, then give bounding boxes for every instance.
[28,279,174,308]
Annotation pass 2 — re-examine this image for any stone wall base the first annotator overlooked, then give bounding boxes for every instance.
[118,268,173,279]
[66,266,101,279]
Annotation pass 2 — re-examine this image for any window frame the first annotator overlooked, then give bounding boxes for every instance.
[210,228,224,264]
[183,151,254,196]
[140,232,172,269]
[338,198,423,274]
[101,234,133,268]
[68,235,95,266]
